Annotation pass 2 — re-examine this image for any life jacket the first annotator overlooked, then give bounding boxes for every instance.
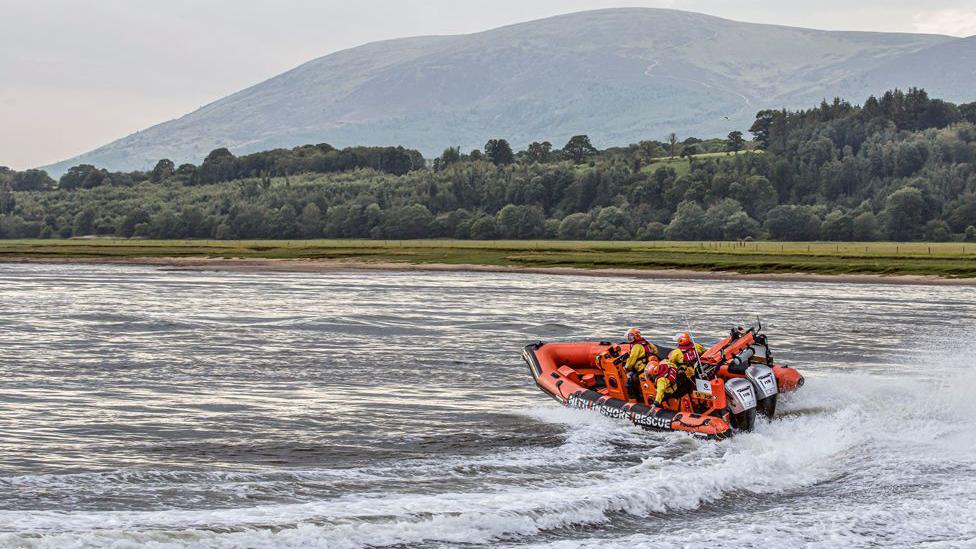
[651,363,677,384]
[635,338,655,363]
[681,347,700,365]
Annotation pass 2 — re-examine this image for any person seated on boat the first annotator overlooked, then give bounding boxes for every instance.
[624,327,659,400]
[667,333,706,405]
[668,332,706,379]
[646,361,678,409]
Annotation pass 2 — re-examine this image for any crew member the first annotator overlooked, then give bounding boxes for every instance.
[668,332,706,379]
[667,332,705,403]
[646,360,678,408]
[624,328,658,400]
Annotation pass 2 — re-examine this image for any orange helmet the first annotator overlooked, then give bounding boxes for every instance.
[677,332,693,350]
[626,328,642,343]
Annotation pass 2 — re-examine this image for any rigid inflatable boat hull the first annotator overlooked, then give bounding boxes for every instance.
[523,342,733,438]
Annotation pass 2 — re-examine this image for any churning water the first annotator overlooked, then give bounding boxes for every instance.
[0,263,974,548]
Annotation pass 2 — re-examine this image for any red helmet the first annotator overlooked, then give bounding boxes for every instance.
[626,328,641,343]
[677,332,693,350]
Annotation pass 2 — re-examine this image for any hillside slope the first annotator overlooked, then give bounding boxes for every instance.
[44,8,967,174]
[822,35,976,105]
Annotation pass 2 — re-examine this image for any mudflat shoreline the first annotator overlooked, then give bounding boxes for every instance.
[5,256,976,286]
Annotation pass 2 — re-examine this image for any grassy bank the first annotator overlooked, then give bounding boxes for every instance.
[1,239,975,278]
[642,150,763,176]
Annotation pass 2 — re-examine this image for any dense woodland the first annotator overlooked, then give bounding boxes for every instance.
[2,88,976,242]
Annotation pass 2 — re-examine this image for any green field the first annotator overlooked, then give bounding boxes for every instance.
[643,150,763,175]
[1,239,975,278]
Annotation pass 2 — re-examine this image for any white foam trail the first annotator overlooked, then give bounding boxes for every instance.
[512,483,976,549]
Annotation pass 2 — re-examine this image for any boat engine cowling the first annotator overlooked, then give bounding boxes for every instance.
[746,363,778,418]
[724,378,757,431]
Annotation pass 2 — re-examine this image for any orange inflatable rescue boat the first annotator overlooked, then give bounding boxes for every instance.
[523,325,803,438]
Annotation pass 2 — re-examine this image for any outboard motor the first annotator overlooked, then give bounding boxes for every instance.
[724,378,758,431]
[745,363,779,418]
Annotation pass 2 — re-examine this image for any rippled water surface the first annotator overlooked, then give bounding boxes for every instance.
[1,263,975,548]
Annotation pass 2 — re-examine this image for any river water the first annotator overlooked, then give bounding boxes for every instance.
[0,263,974,548]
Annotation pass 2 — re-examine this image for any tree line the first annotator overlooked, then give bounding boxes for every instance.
[1,87,975,242]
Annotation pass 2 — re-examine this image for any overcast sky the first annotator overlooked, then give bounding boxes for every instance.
[3,0,976,170]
